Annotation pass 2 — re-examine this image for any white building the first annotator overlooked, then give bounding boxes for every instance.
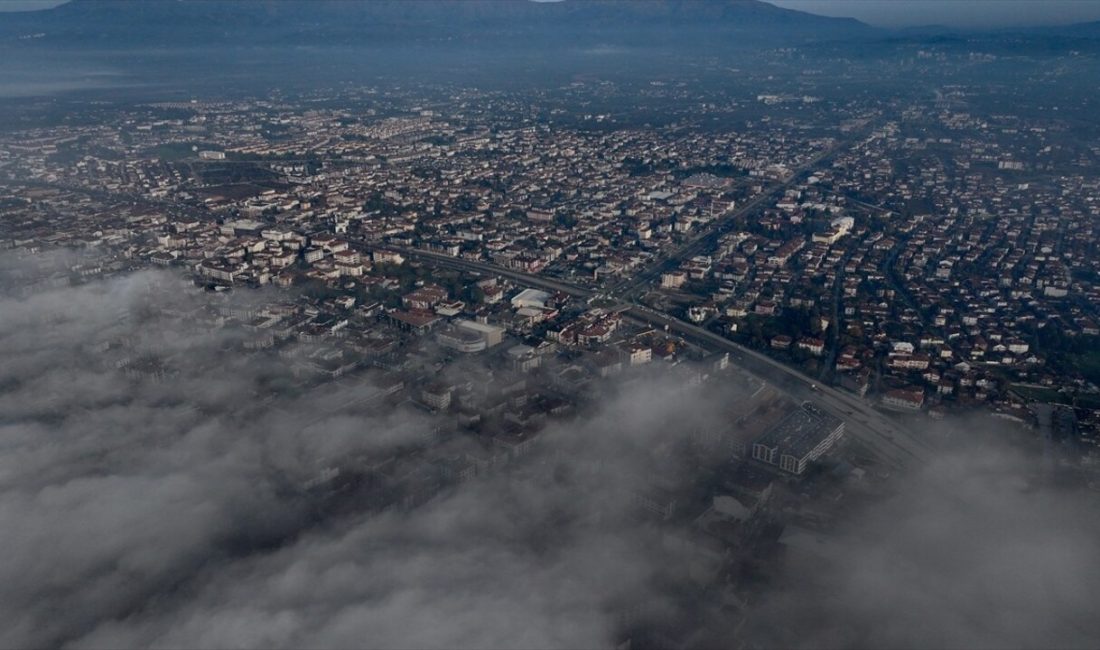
[511,288,551,310]
[437,320,505,353]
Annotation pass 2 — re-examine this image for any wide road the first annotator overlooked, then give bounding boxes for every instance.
[372,243,932,469]
[374,245,594,298]
[623,305,931,467]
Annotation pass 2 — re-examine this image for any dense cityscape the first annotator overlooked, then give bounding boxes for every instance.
[3,1,1100,648]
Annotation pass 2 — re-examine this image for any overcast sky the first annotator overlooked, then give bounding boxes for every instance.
[771,0,1100,28]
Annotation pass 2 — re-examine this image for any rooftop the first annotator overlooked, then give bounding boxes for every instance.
[753,403,844,458]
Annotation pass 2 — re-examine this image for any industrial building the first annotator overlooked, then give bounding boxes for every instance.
[751,402,845,475]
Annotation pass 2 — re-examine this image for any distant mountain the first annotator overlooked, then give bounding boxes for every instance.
[894,20,1100,37]
[0,0,873,49]
[1029,19,1100,38]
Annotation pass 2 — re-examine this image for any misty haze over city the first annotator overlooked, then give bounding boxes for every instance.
[2,2,1100,649]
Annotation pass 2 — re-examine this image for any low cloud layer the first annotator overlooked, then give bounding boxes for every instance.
[2,254,1098,649]
[747,430,1100,649]
[0,256,702,648]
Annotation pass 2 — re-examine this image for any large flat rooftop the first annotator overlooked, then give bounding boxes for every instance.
[753,402,844,458]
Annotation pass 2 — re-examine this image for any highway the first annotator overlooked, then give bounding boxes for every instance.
[375,245,594,298]
[622,305,932,467]
[371,243,933,469]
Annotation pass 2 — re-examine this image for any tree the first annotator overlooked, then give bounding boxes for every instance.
[555,212,578,229]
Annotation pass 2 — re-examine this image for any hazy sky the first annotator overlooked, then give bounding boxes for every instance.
[771,0,1100,28]
[0,0,65,11]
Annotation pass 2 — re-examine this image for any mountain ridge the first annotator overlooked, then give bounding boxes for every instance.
[0,0,875,48]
